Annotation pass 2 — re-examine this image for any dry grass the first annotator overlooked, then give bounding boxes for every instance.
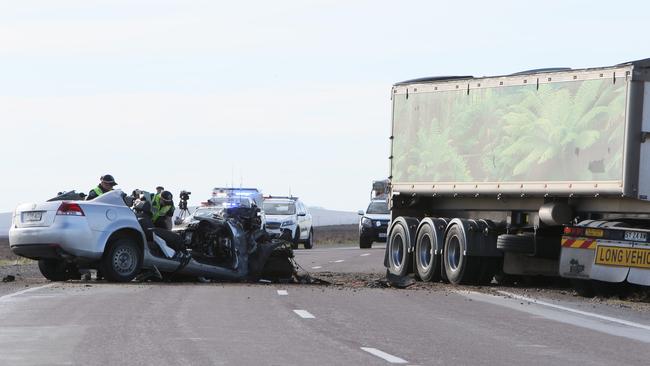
[314,224,358,246]
[0,237,18,261]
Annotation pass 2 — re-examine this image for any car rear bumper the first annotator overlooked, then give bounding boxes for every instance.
[9,225,102,260]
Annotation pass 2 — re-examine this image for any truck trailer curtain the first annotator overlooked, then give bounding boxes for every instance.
[391,78,626,183]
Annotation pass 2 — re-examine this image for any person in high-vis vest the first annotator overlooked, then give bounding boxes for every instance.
[152,190,175,230]
[86,174,117,200]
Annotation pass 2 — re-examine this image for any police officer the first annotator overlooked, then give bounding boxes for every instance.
[87,174,117,200]
[152,190,175,230]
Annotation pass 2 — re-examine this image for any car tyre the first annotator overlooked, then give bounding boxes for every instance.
[102,238,141,282]
[359,236,372,249]
[303,228,314,249]
[38,259,77,281]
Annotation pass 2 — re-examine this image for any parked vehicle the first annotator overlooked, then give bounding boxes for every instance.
[385,59,650,292]
[358,199,390,248]
[263,196,313,249]
[9,190,293,282]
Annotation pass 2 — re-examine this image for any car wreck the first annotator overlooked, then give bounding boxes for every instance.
[9,190,296,282]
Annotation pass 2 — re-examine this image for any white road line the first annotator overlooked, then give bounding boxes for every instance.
[277,290,288,296]
[293,310,315,319]
[311,266,322,269]
[360,253,371,257]
[497,290,650,331]
[334,260,344,263]
[360,347,408,364]
[0,283,55,302]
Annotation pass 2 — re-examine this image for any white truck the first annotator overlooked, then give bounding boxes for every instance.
[385,59,650,293]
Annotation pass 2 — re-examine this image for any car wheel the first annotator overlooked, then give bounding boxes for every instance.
[303,228,314,249]
[359,236,372,249]
[38,259,77,281]
[102,238,141,282]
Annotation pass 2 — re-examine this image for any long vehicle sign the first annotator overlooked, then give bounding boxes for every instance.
[595,245,650,269]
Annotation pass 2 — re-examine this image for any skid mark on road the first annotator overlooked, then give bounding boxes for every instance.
[293,310,315,319]
[361,347,408,364]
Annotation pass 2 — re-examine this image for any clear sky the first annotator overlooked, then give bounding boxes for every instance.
[0,0,648,213]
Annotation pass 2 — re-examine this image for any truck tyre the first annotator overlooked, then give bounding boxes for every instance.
[414,219,441,282]
[387,219,415,276]
[102,238,142,282]
[443,222,481,285]
[303,228,314,249]
[359,236,372,249]
[497,234,535,254]
[38,259,77,281]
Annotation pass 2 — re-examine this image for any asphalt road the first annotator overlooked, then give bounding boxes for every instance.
[0,245,649,365]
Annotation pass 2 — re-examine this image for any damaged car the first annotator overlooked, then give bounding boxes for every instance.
[8,190,295,282]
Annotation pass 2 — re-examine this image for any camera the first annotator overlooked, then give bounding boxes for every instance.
[178,190,191,211]
[180,190,191,201]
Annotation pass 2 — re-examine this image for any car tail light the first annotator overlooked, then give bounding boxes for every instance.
[57,202,85,216]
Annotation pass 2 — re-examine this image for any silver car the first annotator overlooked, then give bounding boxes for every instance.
[9,190,291,282]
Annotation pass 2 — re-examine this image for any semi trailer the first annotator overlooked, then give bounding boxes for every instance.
[384,59,650,293]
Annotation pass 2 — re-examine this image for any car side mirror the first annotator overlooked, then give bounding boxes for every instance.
[357,210,364,215]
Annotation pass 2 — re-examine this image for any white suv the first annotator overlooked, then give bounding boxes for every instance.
[263,197,313,249]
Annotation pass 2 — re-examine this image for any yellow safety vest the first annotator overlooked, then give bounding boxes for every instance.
[152,194,172,222]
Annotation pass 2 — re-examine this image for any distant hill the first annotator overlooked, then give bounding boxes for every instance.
[0,206,359,236]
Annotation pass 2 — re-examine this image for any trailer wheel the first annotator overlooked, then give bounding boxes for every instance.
[415,220,441,282]
[387,221,411,276]
[443,223,481,285]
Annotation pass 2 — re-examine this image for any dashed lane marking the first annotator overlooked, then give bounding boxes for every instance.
[293,310,315,319]
[334,260,344,263]
[497,290,650,331]
[312,266,322,269]
[361,347,408,364]
[277,290,288,296]
[361,253,371,256]
[0,284,55,302]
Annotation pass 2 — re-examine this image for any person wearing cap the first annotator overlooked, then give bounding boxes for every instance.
[87,174,118,200]
[151,190,175,230]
